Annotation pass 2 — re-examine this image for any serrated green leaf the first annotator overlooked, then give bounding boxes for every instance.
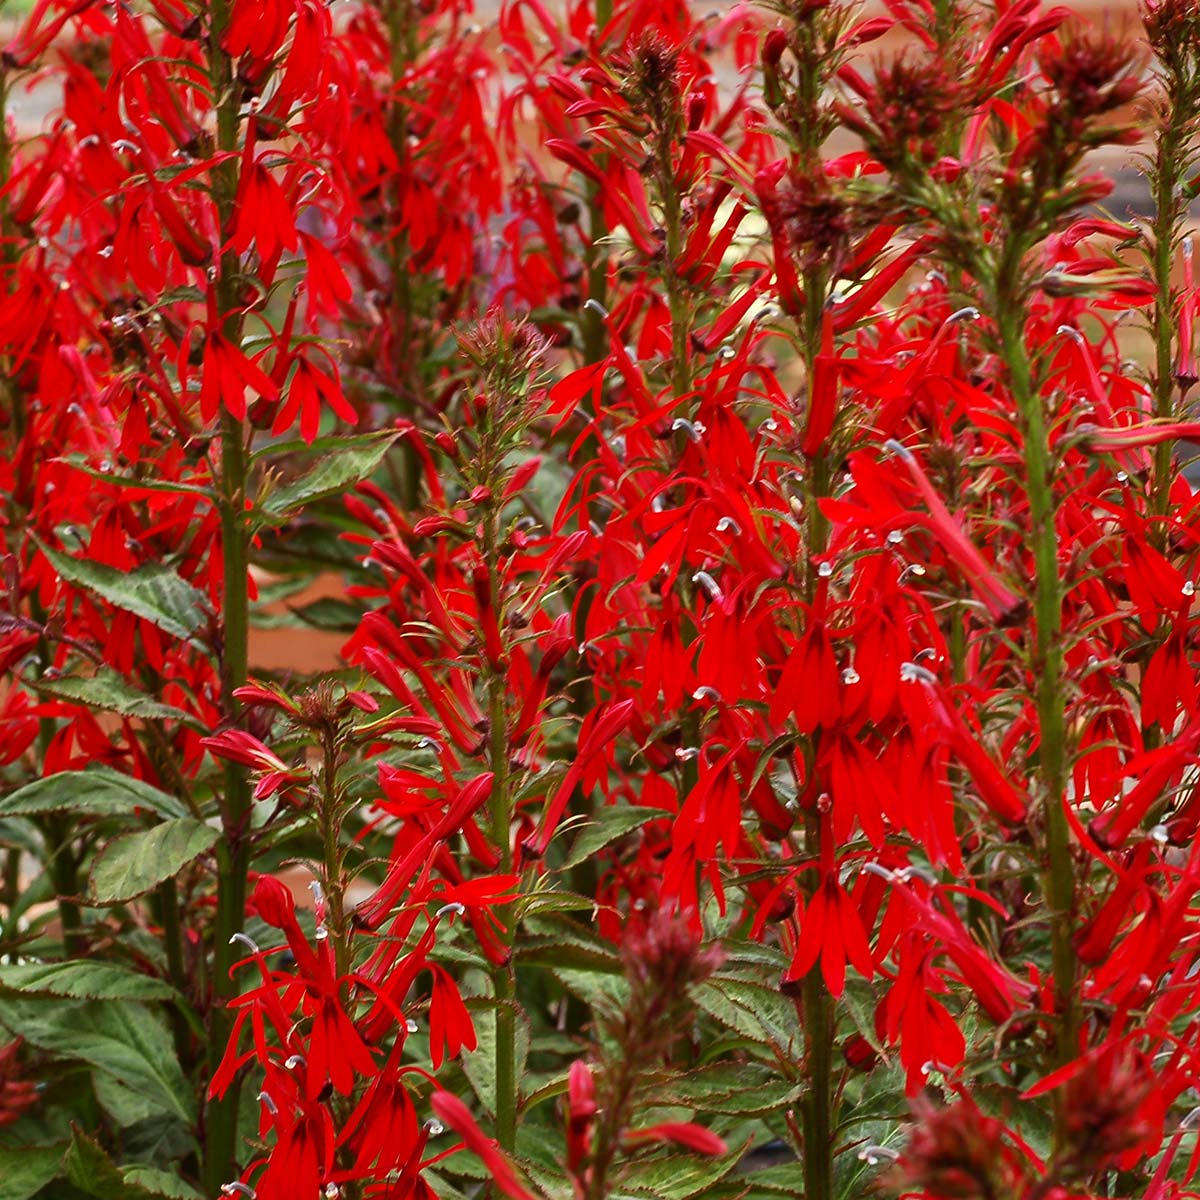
[841,978,886,1055]
[0,767,188,822]
[617,1148,743,1200]
[260,432,400,519]
[119,1168,201,1200]
[658,1064,801,1117]
[0,816,41,854]
[521,1073,570,1116]
[289,597,366,631]
[65,1127,160,1199]
[0,1000,193,1124]
[516,890,596,920]
[37,671,201,729]
[460,1000,531,1117]
[0,962,174,1003]
[738,1160,806,1197]
[89,820,218,904]
[561,806,670,871]
[56,457,212,499]
[38,543,206,643]
[93,1073,163,1130]
[693,979,797,1051]
[0,1144,64,1200]
[516,922,623,975]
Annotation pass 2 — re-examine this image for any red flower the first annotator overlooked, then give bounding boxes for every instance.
[623,1122,727,1155]
[429,1091,535,1200]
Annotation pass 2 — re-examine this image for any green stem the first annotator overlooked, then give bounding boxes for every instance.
[44,815,85,956]
[203,0,253,1188]
[157,877,191,1062]
[657,134,691,404]
[319,727,351,980]
[482,483,517,1153]
[995,302,1076,1144]
[1149,119,1186,529]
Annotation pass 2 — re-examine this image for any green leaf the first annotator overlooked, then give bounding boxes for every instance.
[38,543,206,643]
[460,999,531,1117]
[0,1144,64,1200]
[517,922,623,975]
[516,890,596,920]
[37,671,201,728]
[0,962,174,1003]
[693,978,798,1051]
[560,806,671,871]
[739,1161,806,1197]
[658,1064,802,1117]
[259,432,400,519]
[89,820,218,904]
[93,1073,164,1129]
[0,1000,194,1124]
[290,597,368,631]
[119,1169,200,1200]
[64,1127,160,1199]
[0,768,188,822]
[56,456,212,499]
[617,1148,743,1200]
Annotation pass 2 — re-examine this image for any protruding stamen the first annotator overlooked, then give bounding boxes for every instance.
[437,902,466,918]
[691,571,724,602]
[229,932,260,955]
[945,306,980,325]
[257,1090,278,1114]
[900,661,937,685]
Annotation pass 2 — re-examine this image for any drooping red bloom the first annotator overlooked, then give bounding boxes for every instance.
[429,1092,536,1200]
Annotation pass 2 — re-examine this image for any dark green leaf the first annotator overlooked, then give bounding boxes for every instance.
[55,457,212,499]
[560,807,670,871]
[64,1127,160,1199]
[617,1148,743,1200]
[38,543,206,643]
[37,671,201,729]
[0,1000,194,1124]
[259,432,400,519]
[89,820,218,904]
[0,1144,64,1200]
[460,999,531,1117]
[693,979,798,1051]
[0,768,188,822]
[0,962,173,1003]
[118,1169,200,1200]
[289,597,368,631]
[659,1064,802,1117]
[738,1161,806,1196]
[516,890,596,920]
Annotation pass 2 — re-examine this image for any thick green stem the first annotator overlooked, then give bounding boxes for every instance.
[482,489,517,1153]
[318,727,351,981]
[657,136,692,404]
[44,815,85,956]
[157,877,191,1061]
[1149,120,1186,529]
[203,1,253,1188]
[800,450,833,1200]
[995,304,1076,1143]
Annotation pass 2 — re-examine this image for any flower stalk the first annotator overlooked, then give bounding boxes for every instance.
[203,0,253,1187]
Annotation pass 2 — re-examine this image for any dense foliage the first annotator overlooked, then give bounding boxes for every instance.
[1,1,1200,1198]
